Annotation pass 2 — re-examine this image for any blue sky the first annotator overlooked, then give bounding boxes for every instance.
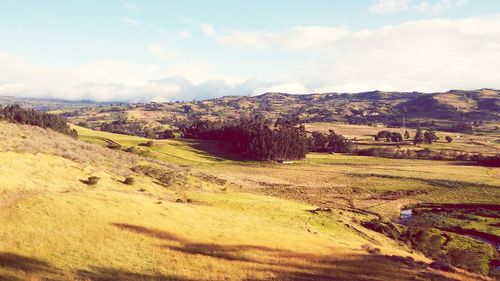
[0,0,499,101]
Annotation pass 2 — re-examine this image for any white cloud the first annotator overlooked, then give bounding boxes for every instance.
[369,0,410,15]
[0,50,302,101]
[302,14,500,93]
[0,49,244,102]
[148,44,178,61]
[415,0,469,14]
[369,0,470,15]
[200,24,348,51]
[122,17,142,28]
[0,14,499,101]
[253,82,309,95]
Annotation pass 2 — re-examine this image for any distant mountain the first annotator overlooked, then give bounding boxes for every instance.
[0,96,115,111]
[3,89,499,127]
[204,89,499,123]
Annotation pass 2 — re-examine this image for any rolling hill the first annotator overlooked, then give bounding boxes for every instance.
[42,89,498,139]
[0,121,492,280]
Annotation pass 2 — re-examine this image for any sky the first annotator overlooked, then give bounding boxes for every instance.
[0,0,499,102]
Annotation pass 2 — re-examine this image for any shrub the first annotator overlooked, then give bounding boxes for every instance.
[144,141,155,147]
[445,246,495,275]
[361,244,381,254]
[445,136,453,143]
[83,176,100,185]
[131,165,182,187]
[123,177,135,185]
[197,173,227,185]
[429,261,454,272]
[139,141,155,147]
[361,219,401,240]
[125,146,139,153]
[107,143,121,150]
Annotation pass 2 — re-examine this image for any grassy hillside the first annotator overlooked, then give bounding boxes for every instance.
[4,122,490,280]
[75,125,500,276]
[73,125,244,164]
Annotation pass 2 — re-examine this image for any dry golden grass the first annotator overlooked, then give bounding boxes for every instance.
[0,122,140,177]
[0,123,493,281]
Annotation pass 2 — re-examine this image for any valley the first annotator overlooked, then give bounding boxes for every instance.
[0,91,499,280]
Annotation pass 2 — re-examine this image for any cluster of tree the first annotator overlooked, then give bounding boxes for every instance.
[372,128,451,145]
[180,116,308,161]
[98,106,127,113]
[374,130,403,142]
[309,130,354,153]
[0,104,77,137]
[61,110,82,117]
[413,129,439,144]
[100,119,174,139]
[356,147,490,162]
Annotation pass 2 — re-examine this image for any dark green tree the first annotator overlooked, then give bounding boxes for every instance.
[404,130,410,139]
[424,130,439,144]
[413,129,424,145]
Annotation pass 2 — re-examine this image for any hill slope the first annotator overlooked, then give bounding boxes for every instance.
[0,122,486,280]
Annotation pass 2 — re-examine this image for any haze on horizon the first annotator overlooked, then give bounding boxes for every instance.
[1,0,499,102]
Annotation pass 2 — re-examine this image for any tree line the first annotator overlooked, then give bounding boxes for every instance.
[0,104,77,137]
[99,118,174,139]
[374,129,447,145]
[180,116,361,160]
[180,116,309,161]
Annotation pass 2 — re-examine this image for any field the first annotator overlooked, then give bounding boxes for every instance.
[73,125,243,164]
[305,122,500,155]
[1,122,498,280]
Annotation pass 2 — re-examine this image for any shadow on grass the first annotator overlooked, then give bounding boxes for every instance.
[112,223,463,281]
[346,172,500,189]
[184,139,249,162]
[0,251,194,281]
[0,252,54,273]
[77,268,194,281]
